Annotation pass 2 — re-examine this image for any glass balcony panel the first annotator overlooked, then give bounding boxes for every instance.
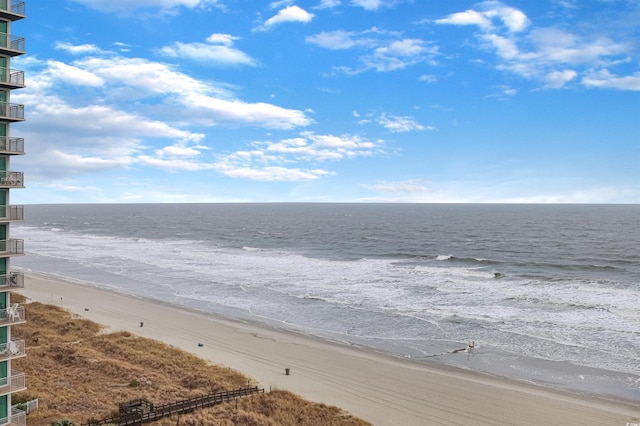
[0,172,24,187]
[0,371,26,395]
[0,33,25,55]
[0,1,26,19]
[0,205,24,221]
[0,239,24,255]
[0,67,24,87]
[0,137,25,154]
[0,339,25,360]
[0,304,24,325]
[0,272,24,290]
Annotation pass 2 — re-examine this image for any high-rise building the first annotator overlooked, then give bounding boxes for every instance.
[0,1,26,424]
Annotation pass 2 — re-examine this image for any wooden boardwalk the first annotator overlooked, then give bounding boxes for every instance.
[83,386,263,425]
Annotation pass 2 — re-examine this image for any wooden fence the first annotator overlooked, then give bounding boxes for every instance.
[82,386,263,426]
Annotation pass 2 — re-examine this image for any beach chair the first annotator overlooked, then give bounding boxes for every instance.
[0,341,18,357]
[8,304,20,321]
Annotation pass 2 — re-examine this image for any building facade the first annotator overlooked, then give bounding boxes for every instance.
[0,1,25,424]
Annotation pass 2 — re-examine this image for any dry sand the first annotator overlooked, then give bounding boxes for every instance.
[19,274,639,426]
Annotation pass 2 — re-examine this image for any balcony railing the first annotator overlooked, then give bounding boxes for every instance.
[0,371,26,395]
[0,1,26,20]
[0,339,25,360]
[0,67,24,88]
[0,171,23,187]
[0,205,24,221]
[0,137,24,154]
[0,272,24,290]
[0,304,24,325]
[0,102,24,121]
[0,32,25,55]
[0,239,24,255]
[5,406,27,426]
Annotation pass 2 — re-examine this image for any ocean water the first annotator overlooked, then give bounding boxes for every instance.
[10,203,640,401]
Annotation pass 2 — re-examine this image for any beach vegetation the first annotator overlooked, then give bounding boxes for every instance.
[11,293,370,426]
[50,420,77,426]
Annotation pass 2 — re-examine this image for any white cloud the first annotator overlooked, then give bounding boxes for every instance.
[183,93,313,129]
[206,33,237,46]
[545,69,577,88]
[436,3,528,33]
[364,39,438,71]
[218,165,333,181]
[47,61,105,87]
[483,3,529,32]
[419,74,438,83]
[77,56,222,97]
[555,0,577,9]
[258,131,383,160]
[269,0,294,8]
[317,0,341,9]
[582,70,640,91]
[15,52,316,190]
[69,0,219,13]
[362,179,431,193]
[351,0,405,11]
[27,99,198,143]
[46,183,103,192]
[42,151,132,175]
[437,2,637,91]
[377,114,429,133]
[495,186,640,204]
[529,29,628,64]
[54,42,105,55]
[14,50,317,182]
[16,94,204,181]
[259,5,314,31]
[156,144,204,158]
[158,34,257,66]
[308,29,439,74]
[480,34,522,60]
[306,30,358,49]
[70,56,311,128]
[209,131,384,182]
[136,155,215,171]
[436,10,492,30]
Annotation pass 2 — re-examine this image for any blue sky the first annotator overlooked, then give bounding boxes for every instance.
[9,0,640,203]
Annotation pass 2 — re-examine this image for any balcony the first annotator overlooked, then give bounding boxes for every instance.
[0,1,25,21]
[0,339,25,360]
[0,33,25,56]
[0,371,26,396]
[0,68,24,89]
[0,172,23,188]
[3,406,26,426]
[0,205,24,222]
[0,272,23,290]
[0,239,24,256]
[0,304,24,326]
[0,137,24,154]
[0,102,24,121]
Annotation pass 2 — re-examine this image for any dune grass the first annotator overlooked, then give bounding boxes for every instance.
[11,293,370,426]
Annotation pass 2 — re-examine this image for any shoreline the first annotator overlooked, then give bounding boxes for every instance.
[19,273,640,426]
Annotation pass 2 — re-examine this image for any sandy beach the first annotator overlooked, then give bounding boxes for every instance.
[19,273,639,426]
